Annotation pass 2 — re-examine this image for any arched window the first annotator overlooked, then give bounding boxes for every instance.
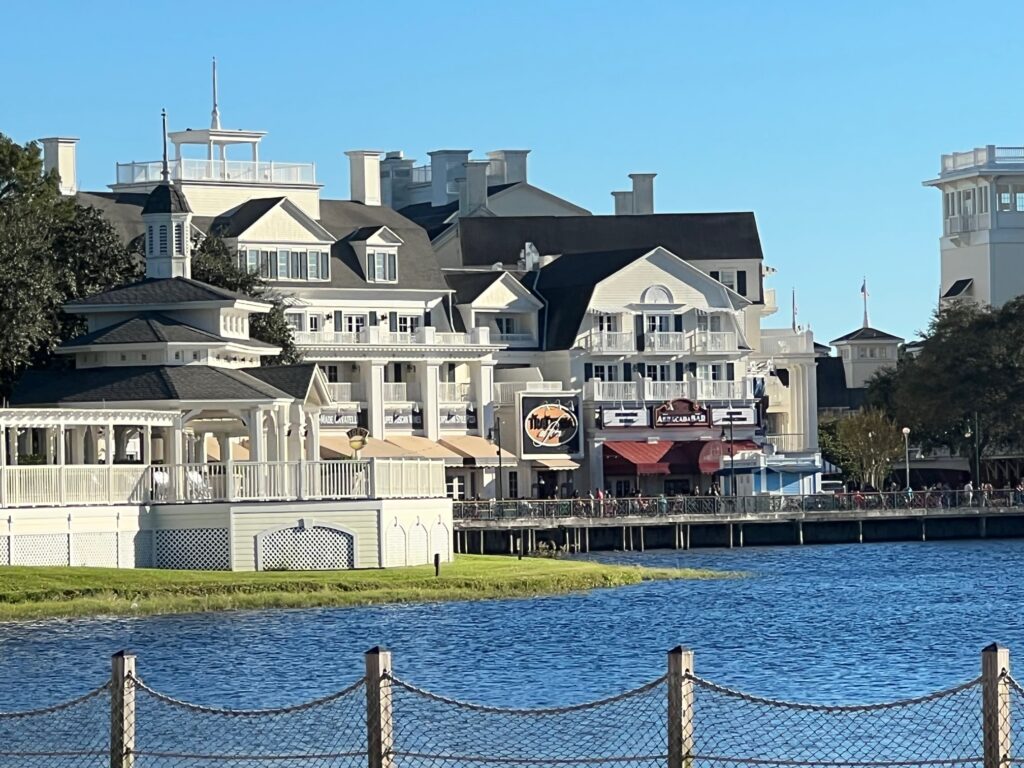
[158,225,168,255]
[641,285,673,304]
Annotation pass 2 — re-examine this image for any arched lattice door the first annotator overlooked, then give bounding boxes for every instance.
[256,521,355,571]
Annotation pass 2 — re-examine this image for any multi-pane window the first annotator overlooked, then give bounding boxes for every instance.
[368,251,398,283]
[308,315,321,333]
[335,313,366,334]
[995,184,1024,212]
[397,315,421,334]
[323,365,339,383]
[597,313,619,332]
[642,364,670,380]
[508,471,519,499]
[284,313,304,332]
[494,316,518,335]
[645,314,670,332]
[592,364,620,381]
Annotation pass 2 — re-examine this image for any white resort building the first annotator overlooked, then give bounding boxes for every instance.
[6,68,824,570]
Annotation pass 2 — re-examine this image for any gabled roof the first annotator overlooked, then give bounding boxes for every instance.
[345,225,404,244]
[142,181,191,215]
[398,183,520,239]
[76,191,150,243]
[457,213,764,267]
[444,271,505,304]
[241,364,320,399]
[206,197,335,242]
[830,327,904,344]
[60,313,227,347]
[10,365,293,406]
[65,277,263,309]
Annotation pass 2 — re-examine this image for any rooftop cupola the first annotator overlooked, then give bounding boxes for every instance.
[143,110,194,279]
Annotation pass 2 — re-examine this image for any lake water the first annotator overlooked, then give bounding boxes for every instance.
[1,539,1021,710]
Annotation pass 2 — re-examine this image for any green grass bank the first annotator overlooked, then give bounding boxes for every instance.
[0,555,728,621]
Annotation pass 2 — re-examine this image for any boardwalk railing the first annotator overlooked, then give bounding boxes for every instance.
[0,458,448,508]
[1,645,1017,768]
[454,489,1024,521]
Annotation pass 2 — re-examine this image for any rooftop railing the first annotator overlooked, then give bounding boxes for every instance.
[940,145,1024,174]
[115,158,317,185]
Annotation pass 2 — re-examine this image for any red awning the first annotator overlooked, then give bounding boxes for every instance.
[603,441,673,475]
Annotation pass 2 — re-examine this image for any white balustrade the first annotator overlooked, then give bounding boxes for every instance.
[0,459,447,508]
[585,380,639,401]
[494,332,536,345]
[493,381,563,405]
[580,331,636,353]
[116,158,317,185]
[687,331,737,353]
[438,382,472,402]
[646,332,688,352]
[766,434,807,453]
[383,382,413,401]
[328,382,365,402]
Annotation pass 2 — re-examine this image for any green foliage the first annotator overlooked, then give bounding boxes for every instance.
[834,409,904,489]
[817,419,854,478]
[866,298,1024,471]
[189,233,301,365]
[0,134,139,397]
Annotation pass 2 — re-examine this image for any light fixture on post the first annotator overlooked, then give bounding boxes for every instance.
[346,427,368,460]
[488,418,504,502]
[719,415,737,497]
[964,411,981,484]
[901,427,911,493]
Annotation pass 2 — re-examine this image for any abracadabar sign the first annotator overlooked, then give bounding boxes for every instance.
[518,393,582,459]
[599,407,650,428]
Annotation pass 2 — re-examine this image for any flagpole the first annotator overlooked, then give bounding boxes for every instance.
[862,276,869,328]
[791,287,797,332]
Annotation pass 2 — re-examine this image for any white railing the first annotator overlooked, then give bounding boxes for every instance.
[585,379,754,402]
[687,331,738,353]
[696,380,752,400]
[579,331,636,353]
[410,164,432,184]
[115,158,317,185]
[295,331,360,345]
[435,332,469,345]
[941,146,1024,174]
[383,382,418,402]
[328,382,365,402]
[438,382,472,402]
[758,330,814,356]
[294,327,489,349]
[382,332,417,345]
[646,332,688,353]
[493,381,563,405]
[945,214,982,235]
[494,332,536,346]
[766,434,808,453]
[0,459,448,508]
[585,380,640,401]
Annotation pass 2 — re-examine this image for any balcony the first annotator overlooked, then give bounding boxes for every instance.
[493,331,537,347]
[645,332,687,353]
[944,214,990,235]
[939,145,1024,176]
[758,329,814,356]
[579,331,636,353]
[765,433,809,453]
[687,331,738,354]
[115,158,317,186]
[438,382,472,402]
[383,382,419,402]
[327,382,365,403]
[493,381,563,406]
[294,327,492,352]
[586,378,754,402]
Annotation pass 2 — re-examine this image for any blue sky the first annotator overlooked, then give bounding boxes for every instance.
[1,1,1017,344]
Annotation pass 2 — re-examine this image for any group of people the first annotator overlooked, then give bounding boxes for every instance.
[839,479,1022,509]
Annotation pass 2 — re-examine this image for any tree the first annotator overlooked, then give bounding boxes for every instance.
[818,419,855,480]
[0,133,139,397]
[834,409,904,490]
[190,233,301,365]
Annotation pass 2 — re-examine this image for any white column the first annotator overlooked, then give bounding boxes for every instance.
[6,427,17,466]
[287,404,304,462]
[470,360,496,436]
[248,408,266,463]
[143,424,153,465]
[420,362,440,441]
[217,434,231,463]
[276,407,288,464]
[57,426,66,466]
[365,361,387,437]
[169,420,184,465]
[104,424,114,465]
[588,438,604,494]
[69,427,84,464]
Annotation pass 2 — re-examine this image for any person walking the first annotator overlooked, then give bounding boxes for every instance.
[963,479,974,508]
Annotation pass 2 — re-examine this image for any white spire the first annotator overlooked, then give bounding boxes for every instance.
[211,57,221,130]
[861,276,870,328]
[161,108,169,182]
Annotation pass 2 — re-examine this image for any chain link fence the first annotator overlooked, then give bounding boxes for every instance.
[1,646,1019,768]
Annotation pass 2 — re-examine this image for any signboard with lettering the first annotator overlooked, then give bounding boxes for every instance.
[518,393,582,458]
[653,399,710,428]
[599,407,650,429]
[440,407,479,429]
[711,406,758,427]
[385,407,424,430]
[320,410,363,428]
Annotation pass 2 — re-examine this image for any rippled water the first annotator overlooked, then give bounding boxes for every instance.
[1,539,1021,710]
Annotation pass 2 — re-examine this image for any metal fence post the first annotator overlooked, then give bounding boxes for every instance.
[668,646,694,768]
[110,650,136,768]
[365,646,394,768]
[982,643,1011,768]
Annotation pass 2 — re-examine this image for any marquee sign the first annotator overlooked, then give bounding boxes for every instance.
[599,407,650,428]
[653,399,710,428]
[518,394,582,458]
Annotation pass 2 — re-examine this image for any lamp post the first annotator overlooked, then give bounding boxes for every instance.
[901,427,911,492]
[964,411,981,484]
[719,415,737,497]
[488,418,503,502]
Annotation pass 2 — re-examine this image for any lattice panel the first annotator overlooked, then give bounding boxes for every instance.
[0,534,9,566]
[11,533,69,566]
[258,524,354,571]
[385,522,408,567]
[70,532,118,568]
[155,528,230,571]
[408,523,429,564]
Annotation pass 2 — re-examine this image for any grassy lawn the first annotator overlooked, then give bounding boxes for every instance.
[0,555,729,621]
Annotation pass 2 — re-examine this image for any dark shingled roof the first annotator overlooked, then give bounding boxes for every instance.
[815,356,867,411]
[398,183,520,239]
[10,365,292,406]
[457,213,764,267]
[66,277,261,308]
[530,248,652,349]
[141,181,192,215]
[76,191,150,243]
[241,364,319,399]
[207,197,284,238]
[314,200,448,291]
[444,271,504,304]
[830,327,904,344]
[61,313,224,347]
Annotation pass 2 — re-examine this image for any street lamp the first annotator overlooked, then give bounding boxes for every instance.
[964,412,981,484]
[719,418,737,498]
[901,427,911,492]
[488,418,503,502]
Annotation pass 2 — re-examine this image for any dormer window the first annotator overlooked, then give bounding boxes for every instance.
[368,250,398,283]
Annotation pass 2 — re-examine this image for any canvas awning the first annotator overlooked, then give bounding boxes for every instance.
[532,458,581,470]
[320,435,406,459]
[603,441,673,475]
[385,435,463,465]
[439,435,516,467]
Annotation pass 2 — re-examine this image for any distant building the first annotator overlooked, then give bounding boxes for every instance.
[816,326,903,420]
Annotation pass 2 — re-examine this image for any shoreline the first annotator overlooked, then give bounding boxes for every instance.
[0,555,731,622]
